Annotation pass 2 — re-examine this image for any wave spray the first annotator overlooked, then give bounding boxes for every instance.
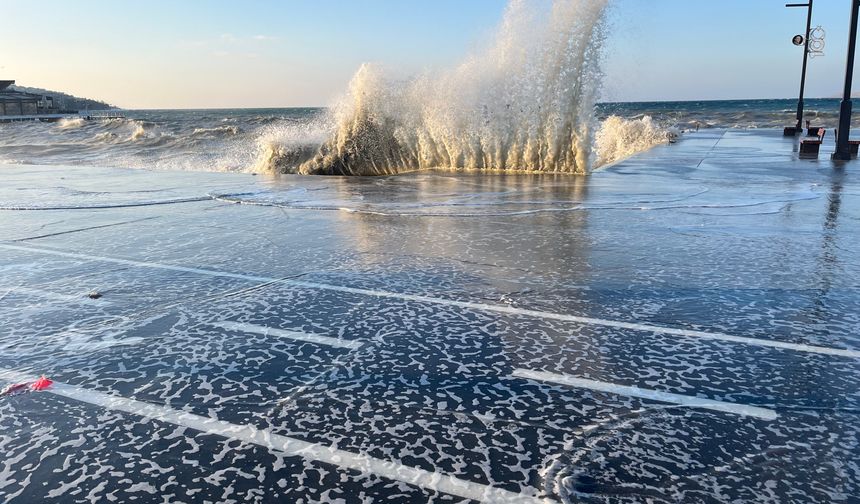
[299,0,609,175]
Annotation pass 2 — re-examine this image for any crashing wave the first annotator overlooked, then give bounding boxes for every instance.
[249,116,333,173]
[129,123,147,141]
[298,0,609,175]
[595,115,679,166]
[56,117,87,129]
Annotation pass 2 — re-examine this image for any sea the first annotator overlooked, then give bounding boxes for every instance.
[0,0,851,176]
[0,98,852,175]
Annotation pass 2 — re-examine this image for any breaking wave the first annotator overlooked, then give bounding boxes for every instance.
[129,123,147,141]
[56,117,87,129]
[249,116,333,173]
[595,115,679,166]
[300,0,609,175]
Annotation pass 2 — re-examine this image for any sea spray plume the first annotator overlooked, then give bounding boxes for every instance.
[299,0,609,175]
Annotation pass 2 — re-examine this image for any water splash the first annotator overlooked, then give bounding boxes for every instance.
[129,123,147,141]
[56,117,87,129]
[248,116,333,173]
[595,115,679,166]
[299,0,609,175]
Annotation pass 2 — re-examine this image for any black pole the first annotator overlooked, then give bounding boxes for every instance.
[833,0,860,161]
[796,0,814,131]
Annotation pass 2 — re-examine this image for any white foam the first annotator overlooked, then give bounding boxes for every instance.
[3,243,858,359]
[0,368,550,503]
[209,321,363,350]
[512,369,778,421]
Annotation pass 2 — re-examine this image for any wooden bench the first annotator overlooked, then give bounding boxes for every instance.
[799,128,826,156]
[833,129,859,156]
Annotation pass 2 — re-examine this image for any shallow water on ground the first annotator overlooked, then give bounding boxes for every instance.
[0,129,858,503]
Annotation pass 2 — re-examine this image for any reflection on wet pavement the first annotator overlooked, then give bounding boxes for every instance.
[0,130,858,503]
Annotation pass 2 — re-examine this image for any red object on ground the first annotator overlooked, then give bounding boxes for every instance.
[0,376,53,396]
[31,376,53,391]
[0,383,29,396]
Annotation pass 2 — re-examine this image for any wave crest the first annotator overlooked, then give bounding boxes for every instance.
[191,125,242,137]
[129,123,147,141]
[595,116,679,167]
[248,117,333,173]
[57,117,87,129]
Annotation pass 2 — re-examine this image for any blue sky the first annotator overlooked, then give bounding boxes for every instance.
[0,0,857,108]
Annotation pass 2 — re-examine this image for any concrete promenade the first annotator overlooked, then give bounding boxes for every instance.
[0,129,857,502]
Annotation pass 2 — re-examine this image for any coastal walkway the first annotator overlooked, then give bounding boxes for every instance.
[0,129,857,502]
[0,110,125,123]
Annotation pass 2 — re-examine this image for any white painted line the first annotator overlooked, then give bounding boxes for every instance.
[0,243,274,283]
[3,243,859,359]
[210,321,363,350]
[0,368,550,504]
[512,368,778,421]
[286,281,860,359]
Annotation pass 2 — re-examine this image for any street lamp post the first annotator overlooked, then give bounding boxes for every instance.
[787,1,815,133]
[833,0,860,161]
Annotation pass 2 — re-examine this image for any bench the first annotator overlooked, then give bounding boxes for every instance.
[833,130,859,156]
[799,128,826,156]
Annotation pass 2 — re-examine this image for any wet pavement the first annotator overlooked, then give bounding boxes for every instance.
[0,129,858,503]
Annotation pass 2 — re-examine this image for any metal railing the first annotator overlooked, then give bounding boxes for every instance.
[79,110,125,120]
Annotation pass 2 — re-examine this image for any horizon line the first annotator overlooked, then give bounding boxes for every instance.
[116,96,847,111]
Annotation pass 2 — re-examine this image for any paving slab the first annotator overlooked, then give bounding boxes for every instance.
[0,129,858,503]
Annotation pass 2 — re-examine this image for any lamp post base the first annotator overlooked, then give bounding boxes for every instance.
[833,99,854,160]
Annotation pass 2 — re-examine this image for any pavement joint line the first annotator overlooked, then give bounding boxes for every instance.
[0,197,211,211]
[512,368,778,421]
[209,321,364,350]
[0,368,552,504]
[2,242,859,359]
[15,216,160,242]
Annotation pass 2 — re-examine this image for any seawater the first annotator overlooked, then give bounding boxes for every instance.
[0,99,850,175]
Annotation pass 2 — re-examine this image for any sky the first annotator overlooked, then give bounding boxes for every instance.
[0,0,857,109]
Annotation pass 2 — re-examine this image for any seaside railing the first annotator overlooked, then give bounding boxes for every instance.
[80,110,125,120]
[0,109,126,123]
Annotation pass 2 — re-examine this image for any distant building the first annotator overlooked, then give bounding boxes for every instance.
[0,80,60,117]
